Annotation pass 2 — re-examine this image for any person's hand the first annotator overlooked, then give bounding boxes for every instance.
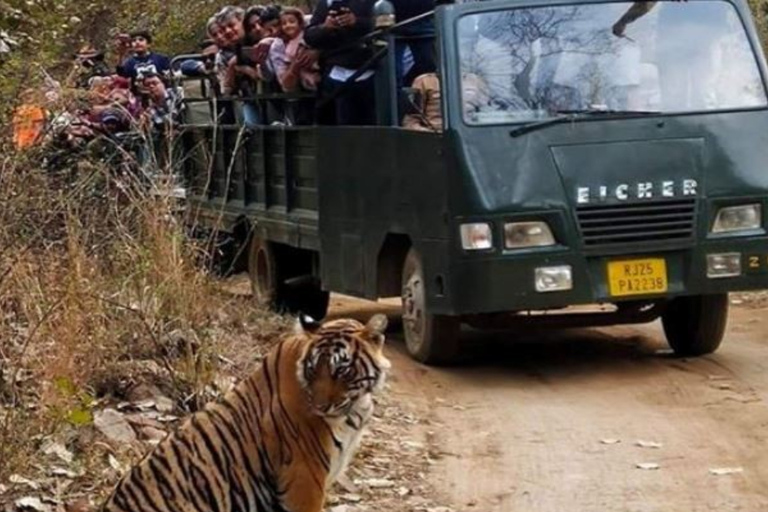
[295,47,318,69]
[323,11,340,29]
[335,10,357,29]
[252,41,272,65]
[236,65,259,80]
[612,20,626,37]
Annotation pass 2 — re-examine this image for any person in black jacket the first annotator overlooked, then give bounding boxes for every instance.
[392,0,435,86]
[305,0,376,125]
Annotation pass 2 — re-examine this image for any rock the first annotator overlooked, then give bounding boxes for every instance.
[133,399,157,412]
[0,484,7,495]
[600,438,621,445]
[340,494,362,503]
[328,506,356,512]
[64,498,91,512]
[125,384,163,403]
[154,396,174,413]
[358,478,395,489]
[636,462,660,470]
[125,414,165,430]
[94,409,136,444]
[41,440,74,464]
[15,497,50,512]
[709,467,744,476]
[635,440,663,449]
[139,426,167,442]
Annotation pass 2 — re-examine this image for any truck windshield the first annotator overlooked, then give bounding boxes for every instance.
[458,1,767,125]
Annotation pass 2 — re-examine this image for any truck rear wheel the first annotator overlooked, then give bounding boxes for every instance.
[248,235,281,308]
[401,248,461,365]
[248,235,329,319]
[661,293,728,357]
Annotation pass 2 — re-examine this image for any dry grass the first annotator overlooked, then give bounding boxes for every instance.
[0,132,289,499]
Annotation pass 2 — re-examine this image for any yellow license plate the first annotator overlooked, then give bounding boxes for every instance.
[607,258,668,296]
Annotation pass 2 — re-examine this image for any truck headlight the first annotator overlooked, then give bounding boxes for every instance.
[504,221,555,249]
[712,204,762,234]
[460,223,493,250]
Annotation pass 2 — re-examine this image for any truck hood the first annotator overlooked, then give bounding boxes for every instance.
[450,111,768,214]
[550,138,703,207]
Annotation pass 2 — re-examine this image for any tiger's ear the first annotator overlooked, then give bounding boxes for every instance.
[294,314,321,336]
[365,314,388,346]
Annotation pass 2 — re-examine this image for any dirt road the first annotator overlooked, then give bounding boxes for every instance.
[331,296,768,512]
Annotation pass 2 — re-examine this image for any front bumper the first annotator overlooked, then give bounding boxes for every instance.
[434,237,768,316]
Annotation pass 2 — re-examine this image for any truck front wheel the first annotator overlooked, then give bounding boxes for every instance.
[401,248,461,365]
[661,294,728,357]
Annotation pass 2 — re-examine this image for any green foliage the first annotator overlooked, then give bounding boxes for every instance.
[53,376,95,426]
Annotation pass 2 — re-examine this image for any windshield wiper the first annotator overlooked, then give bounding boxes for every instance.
[556,108,661,116]
[509,109,661,138]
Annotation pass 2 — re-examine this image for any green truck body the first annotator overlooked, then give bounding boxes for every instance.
[180,0,768,363]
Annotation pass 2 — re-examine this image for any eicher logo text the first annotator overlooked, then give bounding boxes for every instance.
[576,179,698,204]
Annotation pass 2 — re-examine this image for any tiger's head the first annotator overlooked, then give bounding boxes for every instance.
[296,314,390,418]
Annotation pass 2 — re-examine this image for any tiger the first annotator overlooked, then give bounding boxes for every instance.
[100,313,391,512]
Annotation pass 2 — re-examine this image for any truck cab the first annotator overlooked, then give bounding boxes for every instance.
[180,0,768,364]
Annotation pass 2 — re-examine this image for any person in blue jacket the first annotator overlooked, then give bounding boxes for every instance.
[117,30,171,83]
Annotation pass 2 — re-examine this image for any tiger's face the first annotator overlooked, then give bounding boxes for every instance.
[297,314,391,418]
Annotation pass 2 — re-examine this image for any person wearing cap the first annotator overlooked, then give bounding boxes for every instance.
[73,44,112,88]
[117,30,171,82]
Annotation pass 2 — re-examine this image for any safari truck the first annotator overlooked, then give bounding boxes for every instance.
[177,0,768,364]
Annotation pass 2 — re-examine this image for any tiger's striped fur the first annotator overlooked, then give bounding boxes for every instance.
[101,314,390,512]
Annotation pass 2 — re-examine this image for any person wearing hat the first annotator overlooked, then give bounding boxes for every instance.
[117,30,171,84]
[74,44,111,88]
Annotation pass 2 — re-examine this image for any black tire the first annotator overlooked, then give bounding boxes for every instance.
[248,234,281,308]
[401,248,461,365]
[661,293,728,357]
[248,235,330,319]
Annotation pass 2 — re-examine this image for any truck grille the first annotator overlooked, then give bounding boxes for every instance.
[576,198,697,248]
